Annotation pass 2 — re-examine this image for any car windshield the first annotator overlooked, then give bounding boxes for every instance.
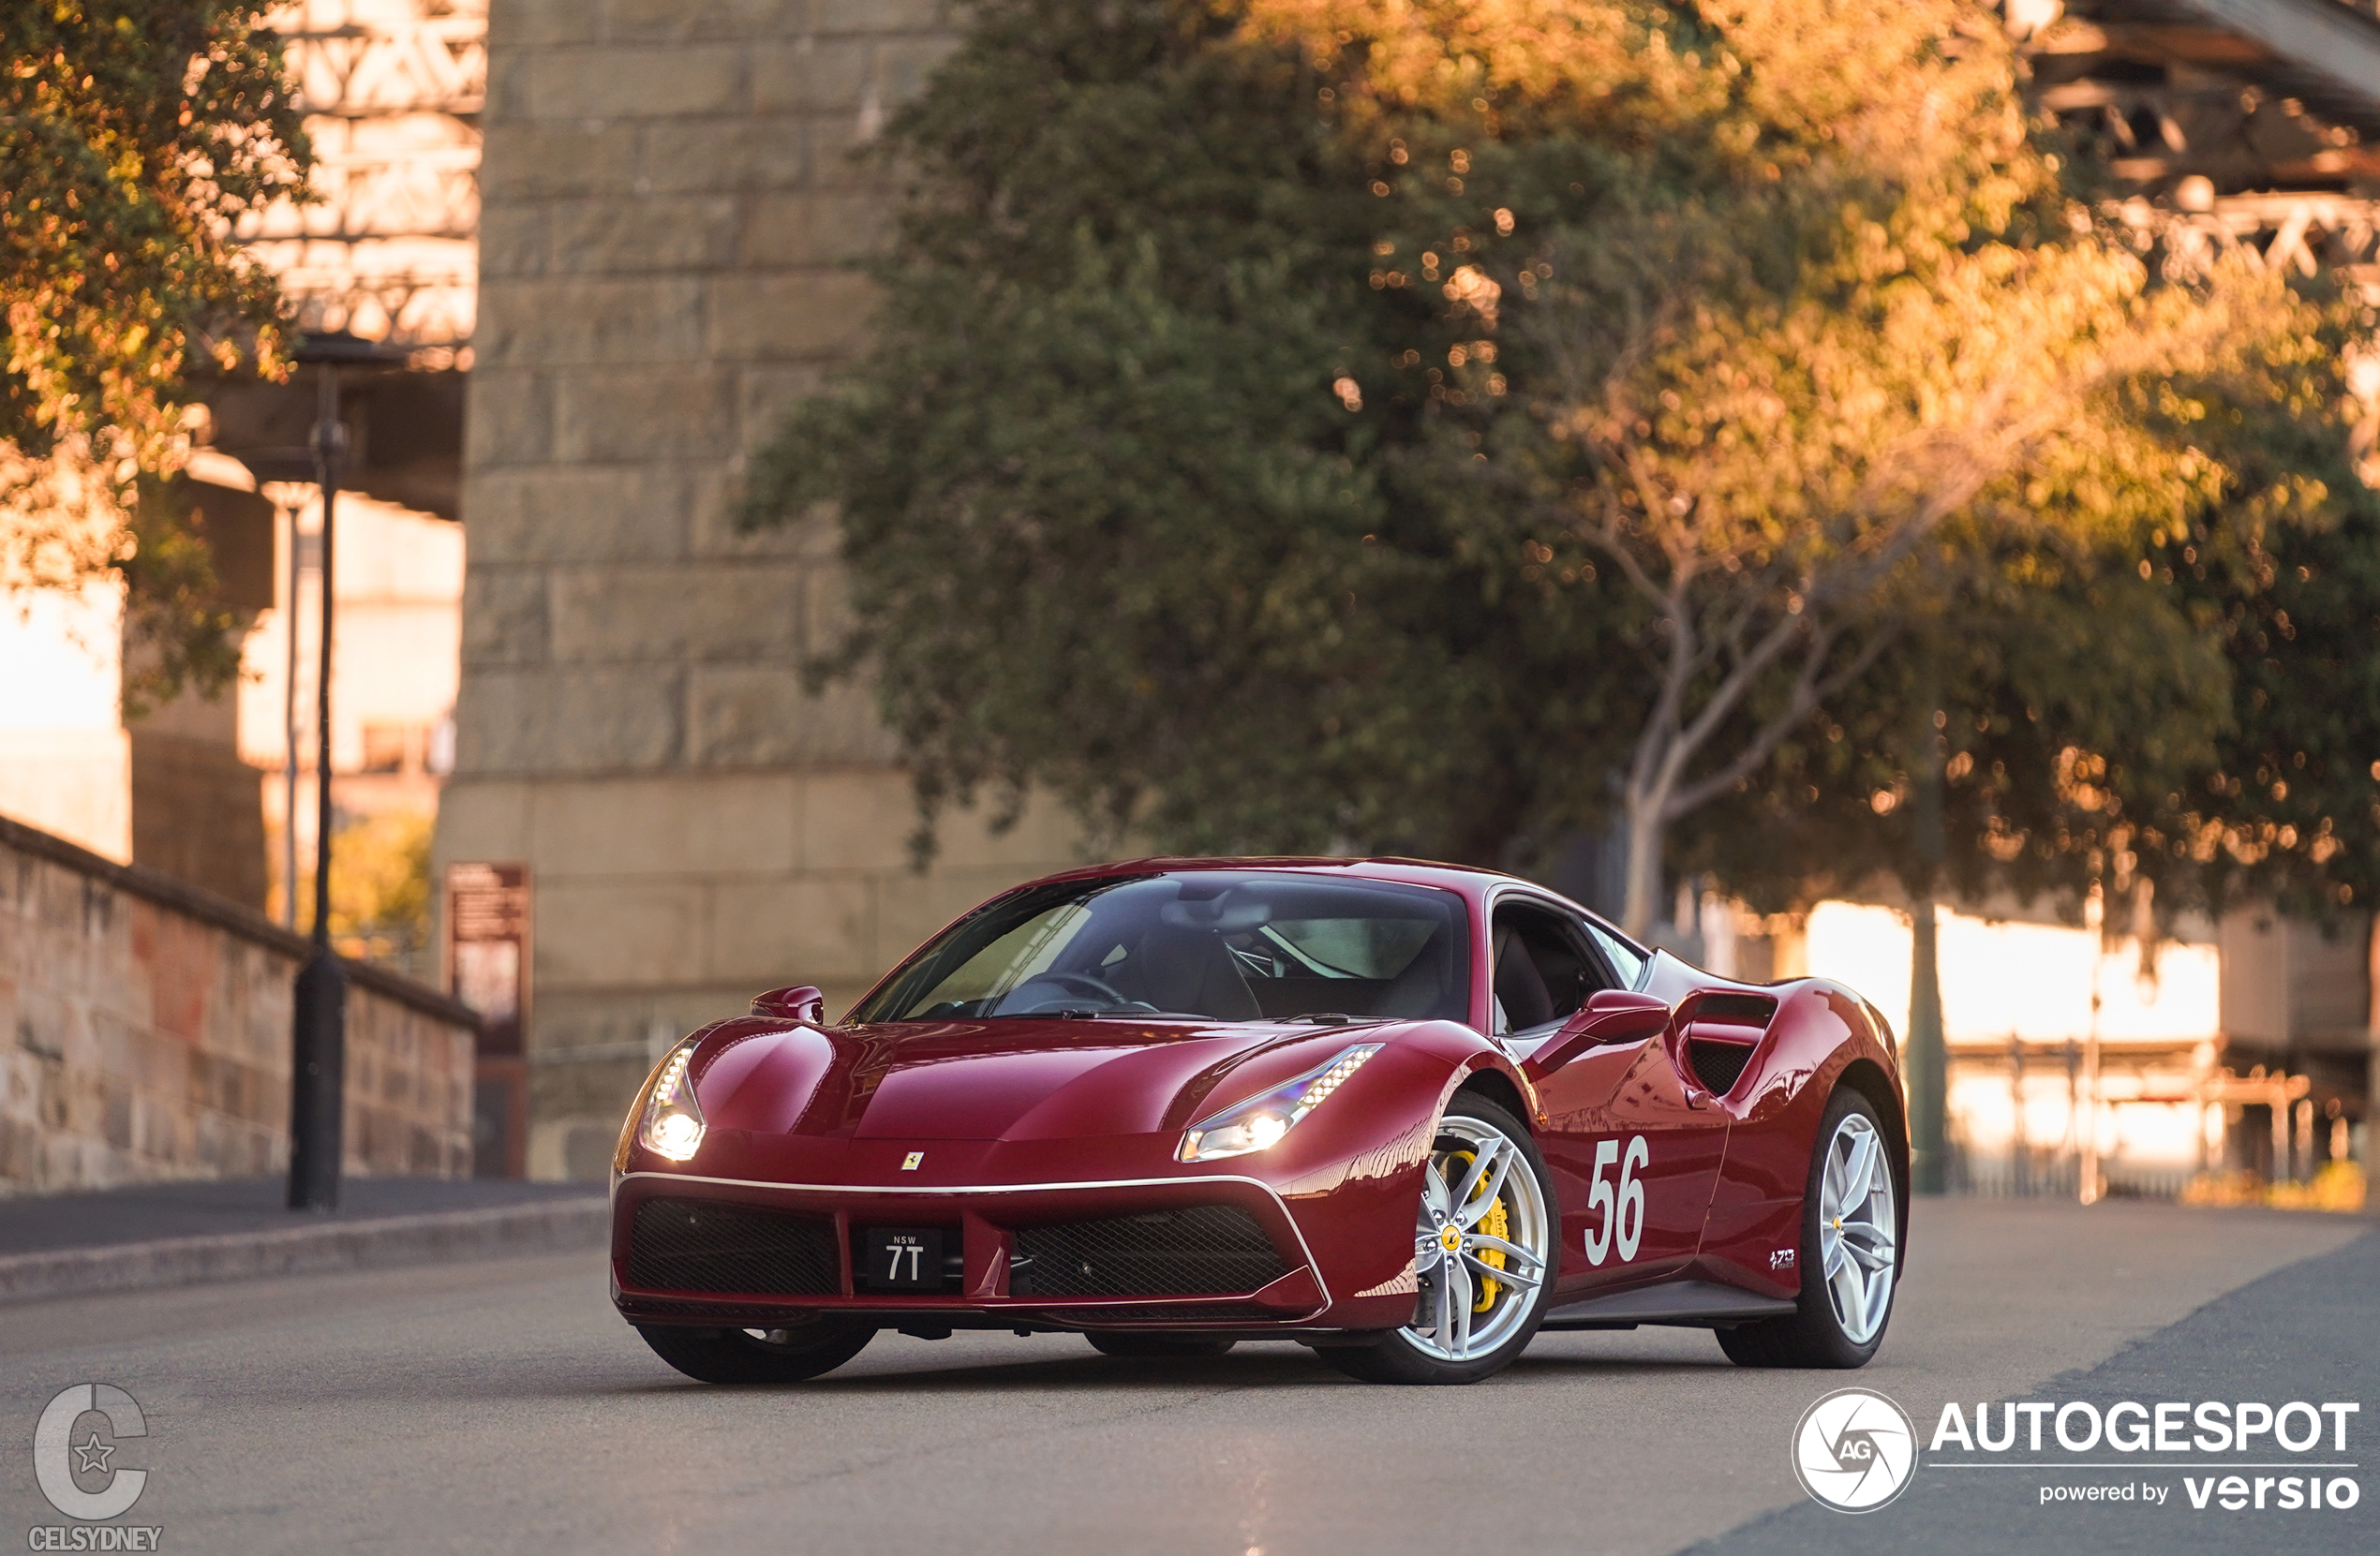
[850,872,1473,1025]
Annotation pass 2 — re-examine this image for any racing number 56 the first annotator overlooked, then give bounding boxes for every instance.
[1583,1135,1648,1265]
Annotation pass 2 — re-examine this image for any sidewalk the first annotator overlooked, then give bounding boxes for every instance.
[0,1176,609,1303]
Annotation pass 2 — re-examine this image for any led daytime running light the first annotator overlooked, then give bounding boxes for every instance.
[638,1041,707,1162]
[1178,1043,1382,1163]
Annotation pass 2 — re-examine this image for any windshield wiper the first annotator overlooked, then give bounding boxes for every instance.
[1288,1012,1365,1025]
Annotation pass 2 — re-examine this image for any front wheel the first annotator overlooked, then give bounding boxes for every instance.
[1718,1086,1901,1369]
[1321,1095,1557,1385]
[637,1322,875,1384]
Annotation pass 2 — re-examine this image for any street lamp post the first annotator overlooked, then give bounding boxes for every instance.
[288,351,349,1210]
[284,331,406,1213]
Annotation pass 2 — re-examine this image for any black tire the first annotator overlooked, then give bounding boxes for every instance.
[1717,1085,1901,1369]
[636,1322,876,1384]
[1320,1094,1558,1385]
[1085,1333,1239,1358]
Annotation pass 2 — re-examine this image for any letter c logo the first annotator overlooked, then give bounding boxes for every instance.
[35,1384,149,1520]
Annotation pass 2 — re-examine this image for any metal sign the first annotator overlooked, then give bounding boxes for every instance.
[445,861,529,1178]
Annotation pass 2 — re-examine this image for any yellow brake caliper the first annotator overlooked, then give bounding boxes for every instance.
[1444,1148,1509,1311]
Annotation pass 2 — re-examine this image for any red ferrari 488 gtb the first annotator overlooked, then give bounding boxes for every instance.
[611,858,1908,1385]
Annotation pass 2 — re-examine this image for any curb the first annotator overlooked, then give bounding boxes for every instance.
[0,1196,612,1305]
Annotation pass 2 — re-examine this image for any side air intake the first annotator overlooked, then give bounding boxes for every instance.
[1679,991,1778,1099]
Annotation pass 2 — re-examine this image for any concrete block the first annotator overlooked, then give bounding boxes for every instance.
[490,0,610,50]
[454,666,683,775]
[464,467,691,565]
[749,37,878,113]
[688,466,826,561]
[600,0,812,44]
[459,566,550,666]
[690,475,838,566]
[637,115,812,195]
[935,786,1086,871]
[799,770,1082,875]
[796,767,918,872]
[707,875,877,985]
[688,667,897,769]
[742,191,894,267]
[812,0,957,34]
[553,366,738,462]
[525,46,749,121]
[535,879,709,987]
[547,561,803,664]
[477,202,549,281]
[462,367,555,468]
[733,363,839,457]
[528,773,798,878]
[873,863,1044,970]
[477,275,707,368]
[476,120,644,201]
[546,195,740,275]
[707,269,876,362]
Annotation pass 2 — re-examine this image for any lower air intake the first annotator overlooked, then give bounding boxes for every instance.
[1013,1205,1289,1297]
[628,1198,840,1297]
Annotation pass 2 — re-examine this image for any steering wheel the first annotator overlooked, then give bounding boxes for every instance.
[1023,971,1132,1005]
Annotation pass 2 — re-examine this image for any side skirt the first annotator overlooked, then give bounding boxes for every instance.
[1536,1279,1797,1331]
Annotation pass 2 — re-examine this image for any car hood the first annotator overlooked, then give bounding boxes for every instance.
[692,1016,1381,1143]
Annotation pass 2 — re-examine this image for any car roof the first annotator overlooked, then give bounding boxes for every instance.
[1017,854,1533,903]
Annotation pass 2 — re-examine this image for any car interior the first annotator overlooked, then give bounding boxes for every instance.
[871,873,1476,1025]
[1489,900,1623,1038]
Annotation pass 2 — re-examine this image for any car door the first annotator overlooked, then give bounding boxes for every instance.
[1493,897,1728,1297]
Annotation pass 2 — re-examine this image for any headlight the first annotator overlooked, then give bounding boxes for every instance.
[1177,1044,1382,1163]
[636,1038,707,1163]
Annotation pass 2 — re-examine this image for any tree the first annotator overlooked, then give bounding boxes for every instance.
[1302,0,2355,932]
[2,1,309,703]
[751,0,2373,932]
[749,0,1614,863]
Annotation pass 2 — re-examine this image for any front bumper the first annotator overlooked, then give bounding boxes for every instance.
[610,1169,1351,1333]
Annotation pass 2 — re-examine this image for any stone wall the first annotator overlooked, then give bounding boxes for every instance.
[0,815,477,1192]
[443,0,1078,1179]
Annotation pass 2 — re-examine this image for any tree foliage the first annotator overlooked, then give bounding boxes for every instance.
[751,0,2379,930]
[2,1,308,702]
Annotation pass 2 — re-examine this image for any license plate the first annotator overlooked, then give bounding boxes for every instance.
[862,1227,943,1291]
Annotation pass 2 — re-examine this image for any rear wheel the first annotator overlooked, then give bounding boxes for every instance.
[1320,1095,1556,1385]
[1718,1086,1900,1369]
[636,1322,876,1384]
[1085,1333,1238,1358]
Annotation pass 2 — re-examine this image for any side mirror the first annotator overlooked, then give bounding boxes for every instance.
[1523,989,1672,1078]
[751,985,826,1023]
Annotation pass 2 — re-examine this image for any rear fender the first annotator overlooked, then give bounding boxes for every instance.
[1694,980,1906,1297]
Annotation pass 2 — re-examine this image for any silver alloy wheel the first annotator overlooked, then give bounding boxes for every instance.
[1399,1116,1551,1362]
[1818,1111,1897,1345]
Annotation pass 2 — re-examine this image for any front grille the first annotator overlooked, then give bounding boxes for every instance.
[628,1197,840,1297]
[1688,1038,1755,1095]
[1012,1205,1290,1297]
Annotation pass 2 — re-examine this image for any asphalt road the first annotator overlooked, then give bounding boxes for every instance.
[2,1198,2370,1556]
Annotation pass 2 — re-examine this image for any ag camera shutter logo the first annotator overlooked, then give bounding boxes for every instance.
[1792,1387,1918,1513]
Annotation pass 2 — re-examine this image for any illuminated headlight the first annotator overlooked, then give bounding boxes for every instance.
[637,1040,707,1163]
[1178,1044,1382,1163]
